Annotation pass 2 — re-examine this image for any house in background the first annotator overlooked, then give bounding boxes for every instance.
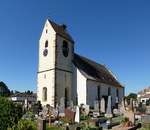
[138,87,150,104]
[37,19,124,108]
[11,92,36,104]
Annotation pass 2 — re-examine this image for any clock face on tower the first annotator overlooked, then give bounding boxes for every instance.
[43,49,48,56]
[62,41,69,57]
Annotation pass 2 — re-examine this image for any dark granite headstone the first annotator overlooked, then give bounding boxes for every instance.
[37,118,46,130]
[65,108,75,122]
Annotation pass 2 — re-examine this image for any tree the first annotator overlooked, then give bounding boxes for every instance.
[126,93,137,100]
[0,81,10,97]
[25,90,33,94]
[0,97,23,130]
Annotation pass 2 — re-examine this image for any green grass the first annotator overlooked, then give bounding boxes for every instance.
[46,126,65,130]
[112,115,123,123]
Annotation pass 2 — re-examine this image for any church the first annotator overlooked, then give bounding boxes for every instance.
[37,19,124,108]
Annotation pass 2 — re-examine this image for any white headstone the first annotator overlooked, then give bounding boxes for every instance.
[83,104,90,115]
[125,99,128,106]
[58,97,65,117]
[94,100,99,111]
[24,99,28,108]
[115,97,119,103]
[69,100,74,108]
[106,96,112,114]
[60,97,65,108]
[100,98,105,113]
[105,96,113,118]
[75,106,80,123]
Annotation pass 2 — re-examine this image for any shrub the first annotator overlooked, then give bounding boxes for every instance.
[80,114,90,121]
[0,97,22,130]
[16,119,37,130]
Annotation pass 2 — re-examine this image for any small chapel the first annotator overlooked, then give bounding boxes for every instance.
[37,19,124,108]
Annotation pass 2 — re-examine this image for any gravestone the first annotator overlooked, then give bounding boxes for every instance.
[94,100,99,111]
[75,106,80,123]
[60,97,65,108]
[65,108,75,122]
[69,100,74,108]
[105,96,113,118]
[146,106,150,114]
[93,111,100,118]
[129,99,133,111]
[125,99,128,106]
[82,104,89,115]
[123,110,135,124]
[115,97,119,108]
[42,106,48,119]
[37,118,46,130]
[120,99,126,113]
[24,99,28,109]
[141,115,150,127]
[59,97,65,117]
[50,106,58,118]
[120,98,135,125]
[113,108,119,115]
[100,98,105,113]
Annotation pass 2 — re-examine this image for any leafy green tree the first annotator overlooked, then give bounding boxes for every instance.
[25,90,33,94]
[0,97,23,130]
[125,93,137,100]
[0,81,10,97]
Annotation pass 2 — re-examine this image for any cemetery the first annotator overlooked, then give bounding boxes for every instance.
[1,88,150,130]
[15,94,150,130]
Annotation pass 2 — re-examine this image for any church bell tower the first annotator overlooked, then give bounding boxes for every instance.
[37,19,74,107]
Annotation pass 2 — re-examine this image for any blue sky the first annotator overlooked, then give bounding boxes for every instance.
[0,0,150,95]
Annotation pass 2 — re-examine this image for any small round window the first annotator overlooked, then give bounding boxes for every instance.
[62,40,69,57]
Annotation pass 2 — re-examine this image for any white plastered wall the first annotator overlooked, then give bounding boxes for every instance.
[87,79,124,107]
[37,20,56,107]
[76,69,87,105]
[37,70,55,106]
[38,20,56,72]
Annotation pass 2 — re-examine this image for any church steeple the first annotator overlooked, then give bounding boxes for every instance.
[37,19,74,107]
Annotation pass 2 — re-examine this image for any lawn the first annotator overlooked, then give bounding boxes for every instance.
[46,126,65,130]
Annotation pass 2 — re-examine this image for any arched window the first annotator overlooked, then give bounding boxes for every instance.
[45,40,48,48]
[43,87,47,101]
[62,40,69,57]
